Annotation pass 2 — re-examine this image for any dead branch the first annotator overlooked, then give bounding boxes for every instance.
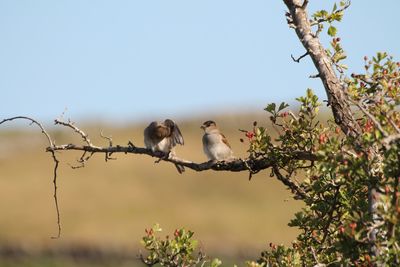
[1,115,319,238]
[0,116,61,239]
[291,52,309,63]
[47,143,317,175]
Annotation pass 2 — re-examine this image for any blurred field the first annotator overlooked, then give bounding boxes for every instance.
[0,113,303,266]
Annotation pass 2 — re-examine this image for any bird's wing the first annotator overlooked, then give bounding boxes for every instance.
[220,133,231,148]
[171,123,184,146]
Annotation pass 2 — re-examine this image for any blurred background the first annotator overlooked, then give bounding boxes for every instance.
[1,0,399,266]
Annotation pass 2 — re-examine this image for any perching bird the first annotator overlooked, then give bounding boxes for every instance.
[144,119,185,173]
[201,120,234,161]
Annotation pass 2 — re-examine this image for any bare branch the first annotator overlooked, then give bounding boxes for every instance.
[0,116,54,147]
[291,52,309,63]
[0,116,62,239]
[272,166,309,200]
[309,74,320,79]
[47,143,317,174]
[54,118,93,146]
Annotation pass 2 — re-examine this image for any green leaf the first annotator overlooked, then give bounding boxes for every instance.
[264,103,276,113]
[278,102,289,111]
[327,25,337,37]
[210,258,222,267]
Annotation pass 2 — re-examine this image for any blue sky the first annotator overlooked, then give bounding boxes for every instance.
[1,1,399,123]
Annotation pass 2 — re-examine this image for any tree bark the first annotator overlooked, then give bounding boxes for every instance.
[283,0,362,138]
[282,0,378,257]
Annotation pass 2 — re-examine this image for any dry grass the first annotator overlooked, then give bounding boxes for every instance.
[0,114,303,264]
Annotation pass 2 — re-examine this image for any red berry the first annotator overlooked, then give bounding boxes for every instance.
[319,133,328,144]
[174,229,180,237]
[246,131,255,139]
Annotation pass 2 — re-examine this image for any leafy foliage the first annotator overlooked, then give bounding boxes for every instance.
[247,56,400,266]
[139,224,222,267]
[139,1,400,266]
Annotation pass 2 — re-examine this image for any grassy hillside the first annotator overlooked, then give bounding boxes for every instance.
[0,113,303,266]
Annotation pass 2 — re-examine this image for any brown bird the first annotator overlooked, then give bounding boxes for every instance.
[201,120,234,161]
[144,119,185,173]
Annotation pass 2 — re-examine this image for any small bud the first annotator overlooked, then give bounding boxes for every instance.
[174,229,180,237]
[240,138,244,143]
[365,254,371,263]
[351,73,355,78]
[336,37,341,42]
[246,131,255,139]
[339,226,345,234]
[383,69,388,75]
[253,121,257,127]
[385,185,390,195]
[363,56,368,61]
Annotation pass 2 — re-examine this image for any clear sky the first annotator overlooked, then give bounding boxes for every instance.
[1,1,399,123]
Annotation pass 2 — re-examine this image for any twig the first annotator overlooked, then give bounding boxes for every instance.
[352,100,389,137]
[272,166,308,200]
[54,118,93,146]
[291,52,309,63]
[309,1,351,26]
[309,74,320,79]
[0,116,62,239]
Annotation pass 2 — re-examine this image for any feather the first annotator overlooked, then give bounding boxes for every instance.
[220,133,231,148]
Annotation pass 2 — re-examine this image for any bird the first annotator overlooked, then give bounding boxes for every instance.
[144,119,185,173]
[201,120,234,161]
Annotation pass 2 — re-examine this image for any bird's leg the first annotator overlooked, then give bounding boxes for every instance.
[154,151,168,163]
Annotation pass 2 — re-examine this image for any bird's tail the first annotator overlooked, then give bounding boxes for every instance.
[174,163,185,174]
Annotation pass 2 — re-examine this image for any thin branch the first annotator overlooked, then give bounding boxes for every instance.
[321,185,341,245]
[0,116,62,239]
[272,166,309,200]
[309,74,320,79]
[54,118,93,146]
[382,133,400,149]
[388,117,400,134]
[301,0,308,9]
[309,1,351,26]
[0,116,54,147]
[291,52,309,63]
[352,100,389,138]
